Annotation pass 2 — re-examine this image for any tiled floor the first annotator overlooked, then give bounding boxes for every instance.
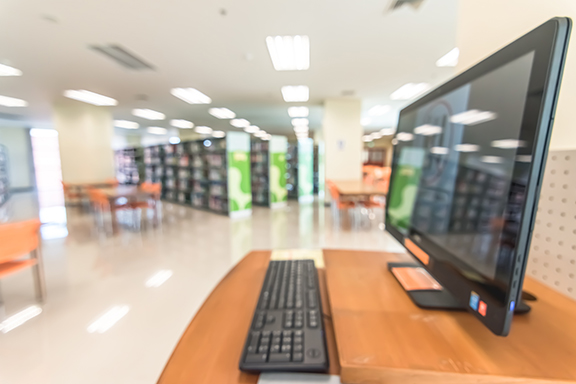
[0,193,405,384]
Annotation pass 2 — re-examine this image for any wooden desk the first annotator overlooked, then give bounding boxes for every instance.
[159,250,576,384]
[332,180,387,198]
[98,186,155,233]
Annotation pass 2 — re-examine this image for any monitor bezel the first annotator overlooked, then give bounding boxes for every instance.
[385,17,571,336]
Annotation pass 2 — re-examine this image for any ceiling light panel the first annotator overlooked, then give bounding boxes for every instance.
[288,106,309,117]
[491,139,525,149]
[390,83,430,100]
[171,88,212,104]
[396,132,414,142]
[170,119,194,129]
[482,155,504,164]
[212,130,226,138]
[89,44,154,70]
[436,47,460,67]
[450,109,497,125]
[254,131,267,137]
[132,109,165,120]
[414,124,442,136]
[114,120,139,129]
[430,146,449,155]
[380,127,397,136]
[0,95,28,107]
[281,86,309,102]
[230,118,250,128]
[266,35,310,71]
[368,105,391,116]
[262,135,271,141]
[244,125,259,133]
[195,126,213,134]
[293,126,309,133]
[291,118,309,126]
[0,63,22,76]
[63,90,117,106]
[147,127,167,135]
[455,143,480,152]
[208,108,236,119]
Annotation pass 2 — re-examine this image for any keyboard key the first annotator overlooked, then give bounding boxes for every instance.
[293,344,303,352]
[272,336,281,345]
[258,345,269,354]
[245,353,268,363]
[282,337,292,345]
[270,344,280,353]
[269,353,291,362]
[272,330,282,337]
[265,315,276,324]
[281,344,292,353]
[292,352,304,362]
[294,336,303,344]
[260,338,270,346]
[294,330,303,337]
[294,320,303,328]
[282,330,292,338]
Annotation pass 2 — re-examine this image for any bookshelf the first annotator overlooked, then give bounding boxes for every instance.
[286,142,298,199]
[115,147,143,185]
[250,136,288,208]
[0,144,9,207]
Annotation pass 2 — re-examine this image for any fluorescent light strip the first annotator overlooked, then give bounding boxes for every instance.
[281,86,309,102]
[390,83,430,100]
[455,143,480,152]
[436,47,460,67]
[87,306,130,334]
[170,88,212,104]
[368,105,391,116]
[395,132,414,142]
[262,135,271,141]
[0,94,28,107]
[266,35,310,71]
[114,120,139,129]
[363,135,372,142]
[254,131,267,138]
[288,106,309,117]
[451,109,497,126]
[208,107,236,119]
[147,127,167,135]
[482,155,504,164]
[133,109,165,120]
[63,90,117,106]
[294,126,309,133]
[230,118,250,128]
[170,119,194,129]
[414,124,442,136]
[195,126,213,135]
[379,127,396,136]
[145,270,173,288]
[244,125,259,133]
[212,130,226,138]
[169,137,180,144]
[0,305,42,333]
[291,118,309,126]
[430,146,449,155]
[0,63,23,76]
[516,155,532,163]
[492,139,525,149]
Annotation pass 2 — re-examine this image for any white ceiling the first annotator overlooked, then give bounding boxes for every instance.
[0,0,458,137]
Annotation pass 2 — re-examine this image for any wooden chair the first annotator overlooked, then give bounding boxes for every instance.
[131,183,162,227]
[62,181,83,206]
[87,188,133,233]
[326,180,359,227]
[0,219,46,303]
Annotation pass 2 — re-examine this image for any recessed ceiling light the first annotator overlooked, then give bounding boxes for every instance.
[363,135,373,142]
[195,126,213,135]
[396,132,414,142]
[392,138,399,145]
[361,118,372,126]
[244,125,259,133]
[491,139,525,149]
[145,270,173,287]
[291,118,309,126]
[170,119,194,129]
[455,143,480,152]
[0,63,23,76]
[0,94,28,107]
[482,155,504,164]
[147,127,167,135]
[294,126,309,133]
[368,105,391,116]
[390,83,430,100]
[266,35,310,71]
[436,47,460,67]
[516,155,532,163]
[133,109,165,120]
[87,306,130,334]
[262,135,271,141]
[451,109,497,125]
[170,88,212,104]
[0,305,42,333]
[288,106,309,117]
[212,130,226,138]
[230,118,250,128]
[380,127,397,136]
[208,107,236,119]
[254,130,267,137]
[168,137,180,144]
[63,90,117,106]
[414,124,442,136]
[114,120,139,129]
[430,146,449,155]
[281,85,309,102]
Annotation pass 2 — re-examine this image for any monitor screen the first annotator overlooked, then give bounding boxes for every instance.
[385,17,571,336]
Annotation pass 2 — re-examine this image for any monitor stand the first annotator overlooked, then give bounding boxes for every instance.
[387,262,531,314]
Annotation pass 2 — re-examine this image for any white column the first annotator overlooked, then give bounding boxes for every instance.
[456,1,576,150]
[53,99,115,182]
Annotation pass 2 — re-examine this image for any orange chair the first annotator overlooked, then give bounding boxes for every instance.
[87,188,132,232]
[131,183,162,226]
[326,180,359,226]
[0,219,46,303]
[62,181,84,206]
[104,178,120,187]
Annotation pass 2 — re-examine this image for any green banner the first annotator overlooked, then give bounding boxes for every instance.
[298,138,314,203]
[269,136,288,207]
[227,132,252,217]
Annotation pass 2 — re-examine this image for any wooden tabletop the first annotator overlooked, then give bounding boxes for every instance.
[332,179,387,197]
[97,186,153,200]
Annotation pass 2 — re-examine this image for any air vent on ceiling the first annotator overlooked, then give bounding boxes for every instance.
[387,0,425,12]
[89,44,154,70]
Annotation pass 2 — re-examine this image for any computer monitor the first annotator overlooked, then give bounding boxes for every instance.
[385,17,571,336]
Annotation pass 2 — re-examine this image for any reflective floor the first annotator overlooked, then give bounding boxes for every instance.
[0,193,405,384]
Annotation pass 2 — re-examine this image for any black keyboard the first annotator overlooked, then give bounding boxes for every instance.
[239,260,329,372]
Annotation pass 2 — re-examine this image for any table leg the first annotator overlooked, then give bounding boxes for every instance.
[110,202,118,234]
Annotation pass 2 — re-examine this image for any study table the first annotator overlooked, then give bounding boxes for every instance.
[97,186,156,233]
[332,180,387,199]
[158,249,576,384]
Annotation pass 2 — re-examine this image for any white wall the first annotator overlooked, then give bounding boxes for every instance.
[322,98,363,181]
[456,1,576,150]
[0,127,35,190]
[53,99,115,183]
